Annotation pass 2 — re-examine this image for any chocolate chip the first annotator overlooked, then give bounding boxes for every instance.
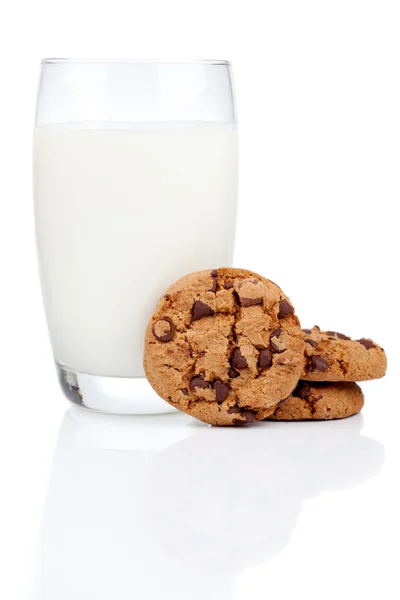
[231,347,248,369]
[302,328,312,334]
[152,317,174,342]
[240,409,258,423]
[209,279,218,293]
[270,329,284,353]
[271,328,283,337]
[294,382,312,400]
[189,374,211,391]
[258,349,273,370]
[278,299,294,319]
[224,281,234,289]
[209,270,218,292]
[314,325,321,330]
[227,405,241,414]
[192,301,214,321]
[227,406,257,422]
[233,419,247,425]
[304,338,318,348]
[228,367,240,378]
[276,397,289,409]
[308,355,329,372]
[180,388,188,396]
[327,331,336,337]
[357,338,375,350]
[213,380,229,403]
[240,297,263,307]
[336,332,350,340]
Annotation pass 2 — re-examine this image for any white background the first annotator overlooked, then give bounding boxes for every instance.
[1,1,399,599]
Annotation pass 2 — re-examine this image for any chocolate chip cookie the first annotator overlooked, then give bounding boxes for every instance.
[143,268,305,426]
[301,327,387,382]
[268,381,364,420]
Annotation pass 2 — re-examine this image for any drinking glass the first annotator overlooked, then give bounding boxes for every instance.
[34,59,237,414]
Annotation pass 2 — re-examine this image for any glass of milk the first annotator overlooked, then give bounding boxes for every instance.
[33,59,238,414]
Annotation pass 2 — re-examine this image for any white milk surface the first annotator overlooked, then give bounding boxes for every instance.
[34,122,237,377]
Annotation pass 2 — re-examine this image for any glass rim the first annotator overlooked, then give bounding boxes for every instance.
[41,58,231,66]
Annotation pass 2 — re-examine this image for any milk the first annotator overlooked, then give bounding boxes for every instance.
[34,123,237,377]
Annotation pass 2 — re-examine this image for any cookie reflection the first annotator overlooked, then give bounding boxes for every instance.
[143,415,384,578]
[31,409,384,600]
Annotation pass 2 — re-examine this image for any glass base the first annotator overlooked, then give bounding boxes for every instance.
[57,363,176,415]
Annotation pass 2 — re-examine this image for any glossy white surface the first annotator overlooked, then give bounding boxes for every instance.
[2,372,398,600]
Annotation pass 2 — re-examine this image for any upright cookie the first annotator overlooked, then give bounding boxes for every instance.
[269,381,364,421]
[301,327,387,382]
[144,268,305,426]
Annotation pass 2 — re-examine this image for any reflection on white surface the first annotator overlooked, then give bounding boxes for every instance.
[32,408,384,600]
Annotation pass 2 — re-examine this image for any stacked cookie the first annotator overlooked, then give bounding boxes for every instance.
[269,326,386,422]
[144,268,387,426]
